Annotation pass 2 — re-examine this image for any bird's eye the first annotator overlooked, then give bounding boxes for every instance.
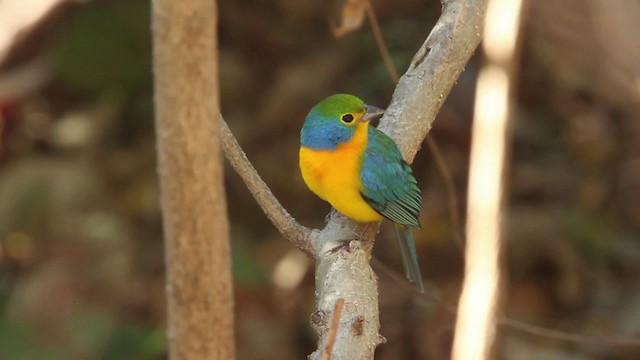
[341,114,354,123]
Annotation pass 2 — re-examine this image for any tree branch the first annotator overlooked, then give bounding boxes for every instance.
[452,0,522,357]
[309,1,486,359]
[218,116,316,257]
[366,1,466,253]
[379,0,486,158]
[153,0,234,358]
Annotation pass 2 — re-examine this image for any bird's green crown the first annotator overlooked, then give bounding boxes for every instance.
[311,94,365,118]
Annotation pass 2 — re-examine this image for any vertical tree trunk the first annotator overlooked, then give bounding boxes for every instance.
[152,0,234,359]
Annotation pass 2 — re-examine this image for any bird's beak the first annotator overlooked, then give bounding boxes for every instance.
[363,104,385,122]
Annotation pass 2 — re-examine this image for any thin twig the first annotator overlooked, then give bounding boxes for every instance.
[371,257,459,313]
[322,298,346,360]
[366,2,465,254]
[376,259,640,348]
[365,3,400,83]
[500,318,640,348]
[218,115,315,256]
[424,136,465,252]
[377,256,634,349]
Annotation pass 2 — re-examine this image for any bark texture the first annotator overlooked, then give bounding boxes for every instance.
[152,0,235,359]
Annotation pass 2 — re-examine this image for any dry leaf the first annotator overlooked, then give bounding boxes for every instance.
[332,0,368,38]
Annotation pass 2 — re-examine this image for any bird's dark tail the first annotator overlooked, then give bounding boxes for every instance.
[393,224,425,293]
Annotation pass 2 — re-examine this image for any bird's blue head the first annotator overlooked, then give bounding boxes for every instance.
[300,94,384,150]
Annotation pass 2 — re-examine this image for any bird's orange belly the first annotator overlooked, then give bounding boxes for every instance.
[299,146,383,223]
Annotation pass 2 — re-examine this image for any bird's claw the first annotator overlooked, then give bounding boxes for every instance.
[326,239,351,254]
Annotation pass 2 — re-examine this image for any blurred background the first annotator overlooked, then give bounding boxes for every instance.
[1,0,640,359]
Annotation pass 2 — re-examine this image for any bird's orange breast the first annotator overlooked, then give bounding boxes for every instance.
[299,122,383,222]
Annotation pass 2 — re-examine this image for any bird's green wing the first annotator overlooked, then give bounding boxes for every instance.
[359,127,422,228]
[360,126,424,291]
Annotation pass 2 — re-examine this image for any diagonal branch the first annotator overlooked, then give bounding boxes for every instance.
[366,0,466,253]
[378,0,485,158]
[218,116,316,257]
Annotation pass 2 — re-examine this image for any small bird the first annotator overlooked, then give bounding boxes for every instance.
[299,94,424,292]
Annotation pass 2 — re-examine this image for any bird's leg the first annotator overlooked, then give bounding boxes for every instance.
[355,223,371,242]
[327,242,349,254]
[324,209,373,253]
[327,223,374,254]
[324,208,337,224]
[323,223,374,255]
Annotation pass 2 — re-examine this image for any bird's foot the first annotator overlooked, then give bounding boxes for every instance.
[354,223,372,243]
[326,239,351,254]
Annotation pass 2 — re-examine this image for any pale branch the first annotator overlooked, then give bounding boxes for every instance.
[452,0,520,356]
[375,257,640,350]
[310,1,486,359]
[309,212,384,360]
[366,2,466,254]
[379,0,486,160]
[218,115,316,257]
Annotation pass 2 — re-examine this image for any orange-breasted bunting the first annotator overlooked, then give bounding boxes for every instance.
[299,94,424,292]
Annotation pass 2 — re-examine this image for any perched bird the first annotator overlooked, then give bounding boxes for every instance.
[299,94,424,292]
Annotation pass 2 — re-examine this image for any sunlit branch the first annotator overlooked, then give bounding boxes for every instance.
[452,0,524,358]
